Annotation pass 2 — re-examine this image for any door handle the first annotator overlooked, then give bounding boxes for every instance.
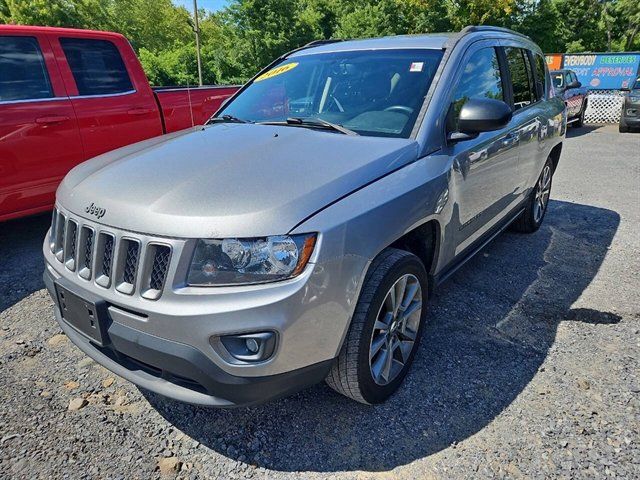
[35,115,69,124]
[127,107,152,115]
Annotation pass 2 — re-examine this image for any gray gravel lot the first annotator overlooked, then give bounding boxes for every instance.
[1,125,639,479]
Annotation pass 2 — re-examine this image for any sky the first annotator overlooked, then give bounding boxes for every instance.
[172,0,229,13]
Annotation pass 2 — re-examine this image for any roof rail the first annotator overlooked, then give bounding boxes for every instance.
[303,39,345,48]
[460,25,533,41]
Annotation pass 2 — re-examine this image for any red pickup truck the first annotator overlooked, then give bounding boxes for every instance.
[0,25,239,222]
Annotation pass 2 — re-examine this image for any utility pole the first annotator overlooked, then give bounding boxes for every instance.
[193,0,203,86]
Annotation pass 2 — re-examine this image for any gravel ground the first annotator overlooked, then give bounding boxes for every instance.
[1,125,639,479]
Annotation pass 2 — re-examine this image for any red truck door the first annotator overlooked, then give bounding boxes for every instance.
[48,33,163,160]
[0,32,84,221]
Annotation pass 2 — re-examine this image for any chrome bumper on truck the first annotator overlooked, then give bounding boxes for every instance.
[43,268,333,407]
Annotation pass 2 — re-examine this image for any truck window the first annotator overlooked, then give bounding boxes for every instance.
[60,38,133,96]
[0,36,53,102]
[505,47,535,110]
[449,47,504,131]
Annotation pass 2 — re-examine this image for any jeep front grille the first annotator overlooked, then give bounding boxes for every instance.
[49,208,173,299]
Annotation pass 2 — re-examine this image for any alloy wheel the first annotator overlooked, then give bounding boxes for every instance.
[533,164,551,223]
[369,274,423,386]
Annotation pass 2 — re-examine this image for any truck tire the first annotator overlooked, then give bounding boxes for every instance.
[326,248,428,404]
[511,156,553,233]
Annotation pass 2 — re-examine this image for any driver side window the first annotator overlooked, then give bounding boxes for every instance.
[449,47,504,131]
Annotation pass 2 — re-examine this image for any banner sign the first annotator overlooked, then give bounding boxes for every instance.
[545,54,563,71]
[562,53,640,90]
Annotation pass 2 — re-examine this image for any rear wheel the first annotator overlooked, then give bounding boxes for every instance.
[574,100,586,127]
[512,157,553,233]
[326,248,428,404]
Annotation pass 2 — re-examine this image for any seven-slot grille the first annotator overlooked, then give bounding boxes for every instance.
[49,208,172,299]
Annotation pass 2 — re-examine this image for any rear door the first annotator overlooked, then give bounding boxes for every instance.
[48,34,162,160]
[503,46,543,194]
[444,42,521,254]
[0,32,83,220]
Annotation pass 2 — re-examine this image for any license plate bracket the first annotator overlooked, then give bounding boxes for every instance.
[55,283,110,346]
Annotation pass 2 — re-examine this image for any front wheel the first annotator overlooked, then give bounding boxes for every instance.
[326,248,428,404]
[511,157,553,233]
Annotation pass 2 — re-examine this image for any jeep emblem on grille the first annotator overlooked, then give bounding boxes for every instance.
[85,202,106,219]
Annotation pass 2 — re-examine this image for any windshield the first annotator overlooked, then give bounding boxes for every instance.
[633,77,640,90]
[218,49,443,138]
[552,73,564,89]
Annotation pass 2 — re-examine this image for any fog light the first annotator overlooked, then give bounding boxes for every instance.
[216,331,276,363]
[245,338,260,353]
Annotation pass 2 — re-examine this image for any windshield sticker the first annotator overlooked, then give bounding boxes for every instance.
[409,62,424,72]
[255,62,299,82]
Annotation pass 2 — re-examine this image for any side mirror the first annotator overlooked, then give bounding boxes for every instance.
[449,98,512,142]
[567,80,581,89]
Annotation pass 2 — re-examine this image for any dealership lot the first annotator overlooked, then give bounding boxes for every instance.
[1,125,638,478]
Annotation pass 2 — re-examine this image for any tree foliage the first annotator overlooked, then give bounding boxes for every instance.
[1,0,638,85]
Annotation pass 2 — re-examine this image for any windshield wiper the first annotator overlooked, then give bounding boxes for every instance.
[207,114,251,125]
[260,117,359,136]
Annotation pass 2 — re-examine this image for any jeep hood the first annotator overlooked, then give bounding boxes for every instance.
[57,123,418,238]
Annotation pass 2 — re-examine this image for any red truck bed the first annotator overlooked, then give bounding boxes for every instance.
[0,25,239,222]
[153,86,238,133]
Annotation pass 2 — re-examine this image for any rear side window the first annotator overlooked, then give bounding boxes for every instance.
[505,47,535,110]
[533,53,547,100]
[0,36,53,102]
[60,38,133,96]
[449,47,504,130]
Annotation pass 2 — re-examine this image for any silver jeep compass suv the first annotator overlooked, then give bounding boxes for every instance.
[43,26,566,407]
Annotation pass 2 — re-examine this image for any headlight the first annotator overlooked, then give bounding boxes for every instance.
[187,234,316,286]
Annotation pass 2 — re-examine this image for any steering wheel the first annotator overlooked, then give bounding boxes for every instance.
[384,105,414,115]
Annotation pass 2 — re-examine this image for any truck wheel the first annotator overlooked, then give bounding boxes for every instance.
[619,123,629,133]
[326,248,428,404]
[574,100,586,127]
[511,157,553,233]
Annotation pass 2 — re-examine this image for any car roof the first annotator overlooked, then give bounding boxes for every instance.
[288,34,455,57]
[288,26,538,58]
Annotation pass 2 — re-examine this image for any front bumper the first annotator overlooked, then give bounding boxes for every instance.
[44,268,333,406]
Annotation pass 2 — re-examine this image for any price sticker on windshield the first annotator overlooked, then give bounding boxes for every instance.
[255,62,299,82]
[409,62,424,72]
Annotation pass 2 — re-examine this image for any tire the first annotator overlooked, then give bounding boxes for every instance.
[326,248,428,404]
[511,157,553,233]
[574,100,586,127]
[619,123,629,133]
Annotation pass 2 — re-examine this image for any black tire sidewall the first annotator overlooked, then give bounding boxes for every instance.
[356,255,428,404]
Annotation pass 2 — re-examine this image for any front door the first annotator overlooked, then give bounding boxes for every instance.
[443,44,521,254]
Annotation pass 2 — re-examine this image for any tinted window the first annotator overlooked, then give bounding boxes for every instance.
[449,47,504,130]
[221,49,443,138]
[60,38,133,96]
[533,52,547,100]
[506,47,535,110]
[0,36,52,102]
